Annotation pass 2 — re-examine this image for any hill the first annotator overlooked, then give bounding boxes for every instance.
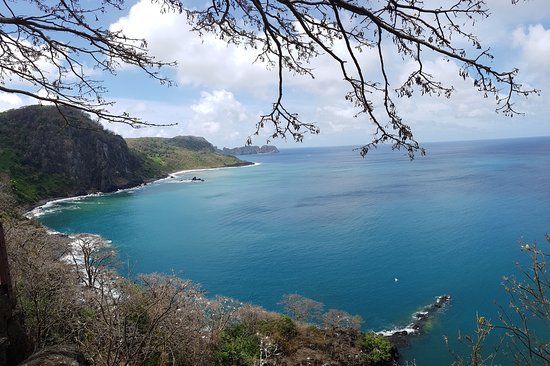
[0,105,250,204]
[127,136,251,179]
[0,105,142,203]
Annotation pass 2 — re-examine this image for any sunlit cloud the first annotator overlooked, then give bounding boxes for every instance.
[513,24,550,76]
[0,92,24,110]
[1,0,548,148]
[187,90,251,144]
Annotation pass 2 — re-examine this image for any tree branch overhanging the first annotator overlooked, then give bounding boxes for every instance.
[0,0,179,127]
[0,1,539,157]
[185,0,539,158]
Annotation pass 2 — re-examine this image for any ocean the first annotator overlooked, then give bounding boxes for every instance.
[35,137,550,365]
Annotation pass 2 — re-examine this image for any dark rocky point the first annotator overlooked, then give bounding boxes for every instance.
[383,294,451,349]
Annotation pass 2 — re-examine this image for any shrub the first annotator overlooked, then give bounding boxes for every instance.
[214,323,259,365]
[258,314,298,350]
[361,333,393,365]
[279,294,323,323]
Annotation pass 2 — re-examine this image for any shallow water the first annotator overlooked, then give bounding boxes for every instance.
[37,137,550,365]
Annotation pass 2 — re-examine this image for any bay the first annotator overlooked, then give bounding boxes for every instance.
[37,137,550,364]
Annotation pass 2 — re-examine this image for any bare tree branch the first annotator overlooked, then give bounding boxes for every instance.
[185,0,538,158]
[0,0,179,127]
[0,0,539,156]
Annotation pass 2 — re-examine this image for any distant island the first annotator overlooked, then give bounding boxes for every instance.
[221,145,279,155]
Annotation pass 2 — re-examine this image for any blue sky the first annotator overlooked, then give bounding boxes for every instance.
[1,0,550,149]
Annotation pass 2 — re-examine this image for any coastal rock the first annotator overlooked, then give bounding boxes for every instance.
[258,145,279,154]
[20,345,90,366]
[379,294,451,348]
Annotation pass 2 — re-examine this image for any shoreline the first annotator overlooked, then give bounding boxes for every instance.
[21,158,452,358]
[25,162,260,218]
[168,161,258,177]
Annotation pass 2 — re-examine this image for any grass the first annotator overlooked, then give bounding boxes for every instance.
[0,148,71,202]
[127,137,250,180]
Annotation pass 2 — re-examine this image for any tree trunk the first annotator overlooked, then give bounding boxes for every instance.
[0,220,13,364]
[0,220,28,365]
[0,221,13,300]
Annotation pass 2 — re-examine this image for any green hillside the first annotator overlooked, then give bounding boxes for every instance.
[0,105,250,204]
[0,105,141,203]
[127,136,251,179]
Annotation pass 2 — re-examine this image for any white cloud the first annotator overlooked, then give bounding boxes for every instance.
[0,92,24,110]
[513,24,550,75]
[110,1,277,94]
[0,35,65,91]
[188,89,250,143]
[387,54,547,143]
[319,104,361,133]
[103,90,254,148]
[103,0,550,147]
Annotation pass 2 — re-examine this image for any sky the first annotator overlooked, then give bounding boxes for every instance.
[1,0,550,149]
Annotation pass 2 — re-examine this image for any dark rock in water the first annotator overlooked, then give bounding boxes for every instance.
[20,344,90,366]
[191,176,204,182]
[434,294,450,308]
[380,295,451,349]
[413,311,429,320]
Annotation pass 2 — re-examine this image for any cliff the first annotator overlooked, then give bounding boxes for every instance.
[0,105,142,202]
[0,105,251,204]
[221,145,279,155]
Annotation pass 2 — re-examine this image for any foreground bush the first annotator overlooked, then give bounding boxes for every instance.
[361,333,394,365]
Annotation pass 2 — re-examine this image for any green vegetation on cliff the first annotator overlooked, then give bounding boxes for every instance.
[127,136,251,180]
[0,105,141,203]
[0,147,70,203]
[0,105,250,204]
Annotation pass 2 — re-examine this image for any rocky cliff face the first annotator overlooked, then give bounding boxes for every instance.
[0,105,142,201]
[221,145,279,155]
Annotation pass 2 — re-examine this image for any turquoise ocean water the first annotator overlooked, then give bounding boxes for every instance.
[36,137,550,364]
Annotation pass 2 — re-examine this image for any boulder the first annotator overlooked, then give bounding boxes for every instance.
[20,345,89,366]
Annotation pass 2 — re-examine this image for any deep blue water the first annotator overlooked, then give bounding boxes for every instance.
[37,137,550,365]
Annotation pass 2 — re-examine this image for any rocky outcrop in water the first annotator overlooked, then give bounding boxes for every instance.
[379,295,451,348]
